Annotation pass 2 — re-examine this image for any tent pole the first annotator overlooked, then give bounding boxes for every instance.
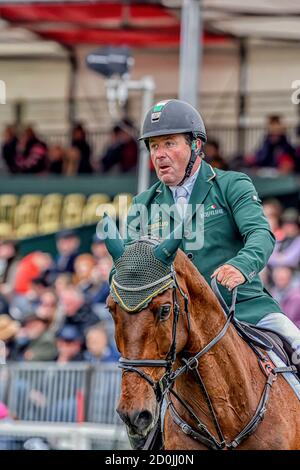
[66,46,78,129]
[237,39,248,157]
[137,76,155,194]
[179,0,202,108]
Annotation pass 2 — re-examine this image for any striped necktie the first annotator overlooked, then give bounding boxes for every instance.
[175,186,188,217]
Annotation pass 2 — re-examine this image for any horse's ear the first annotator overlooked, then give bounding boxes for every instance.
[154,224,183,265]
[100,213,125,262]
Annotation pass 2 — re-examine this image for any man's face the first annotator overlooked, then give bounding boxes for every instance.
[57,236,79,256]
[149,134,191,186]
[0,242,16,260]
[60,290,83,316]
[91,242,108,260]
[56,339,81,359]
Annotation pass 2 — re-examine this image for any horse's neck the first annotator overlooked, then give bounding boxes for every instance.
[175,258,265,438]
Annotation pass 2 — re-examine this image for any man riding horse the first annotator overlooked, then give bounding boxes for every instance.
[125,99,300,361]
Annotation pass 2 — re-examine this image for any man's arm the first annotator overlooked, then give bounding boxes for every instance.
[219,173,275,286]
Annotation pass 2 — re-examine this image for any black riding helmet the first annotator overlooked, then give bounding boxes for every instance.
[139,99,207,185]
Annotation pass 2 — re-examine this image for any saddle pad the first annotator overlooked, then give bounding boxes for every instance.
[268,350,300,401]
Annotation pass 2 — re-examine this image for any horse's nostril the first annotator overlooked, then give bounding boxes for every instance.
[116,407,130,426]
[117,407,153,432]
[133,410,153,431]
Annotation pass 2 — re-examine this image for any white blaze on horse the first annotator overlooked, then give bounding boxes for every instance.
[104,215,300,450]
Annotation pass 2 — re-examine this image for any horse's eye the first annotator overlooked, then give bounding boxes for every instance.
[158,304,171,321]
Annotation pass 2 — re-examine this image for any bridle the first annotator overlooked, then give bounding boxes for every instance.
[117,269,295,450]
[117,268,236,450]
[119,269,191,403]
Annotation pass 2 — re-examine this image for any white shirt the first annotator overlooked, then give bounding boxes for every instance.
[169,164,201,204]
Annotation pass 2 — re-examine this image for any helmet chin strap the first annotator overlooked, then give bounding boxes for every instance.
[177,138,203,186]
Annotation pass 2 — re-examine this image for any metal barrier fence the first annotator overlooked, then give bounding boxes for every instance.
[0,421,130,450]
[1,362,122,425]
[87,364,122,424]
[0,368,9,404]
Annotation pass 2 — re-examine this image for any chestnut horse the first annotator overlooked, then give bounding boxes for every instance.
[104,217,300,450]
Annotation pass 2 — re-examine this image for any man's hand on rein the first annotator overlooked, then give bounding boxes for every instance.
[211,264,246,291]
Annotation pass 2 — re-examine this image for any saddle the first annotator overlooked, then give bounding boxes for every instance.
[235,320,300,376]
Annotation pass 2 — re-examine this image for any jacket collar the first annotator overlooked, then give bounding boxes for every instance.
[153,160,216,223]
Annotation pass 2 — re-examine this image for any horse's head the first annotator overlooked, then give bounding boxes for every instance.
[103,216,190,448]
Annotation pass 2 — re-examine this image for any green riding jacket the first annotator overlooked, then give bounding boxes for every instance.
[124,159,282,325]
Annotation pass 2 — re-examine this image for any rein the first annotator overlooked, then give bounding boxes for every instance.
[118,269,295,450]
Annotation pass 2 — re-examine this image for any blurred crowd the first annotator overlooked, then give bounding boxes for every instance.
[0,229,119,364]
[0,112,299,358]
[252,115,299,173]
[1,119,139,176]
[261,200,300,328]
[0,200,298,364]
[237,114,300,175]
[2,113,300,177]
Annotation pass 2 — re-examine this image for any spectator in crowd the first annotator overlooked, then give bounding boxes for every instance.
[54,273,73,297]
[101,119,138,173]
[0,314,20,361]
[47,145,64,174]
[88,256,111,306]
[14,252,52,295]
[91,234,109,262]
[51,229,80,277]
[270,266,300,329]
[0,401,9,421]
[1,125,18,173]
[15,126,48,174]
[35,290,59,330]
[0,401,13,450]
[59,285,99,336]
[0,240,20,297]
[23,437,51,450]
[64,146,81,176]
[262,198,284,241]
[55,324,84,363]
[0,293,9,316]
[268,208,300,271]
[9,274,48,323]
[69,123,93,174]
[293,124,300,173]
[11,313,57,362]
[73,253,96,296]
[84,324,119,363]
[204,139,228,170]
[10,255,52,322]
[251,115,296,173]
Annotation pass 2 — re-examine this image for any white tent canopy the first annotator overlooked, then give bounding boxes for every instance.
[0,19,66,58]
[203,0,300,41]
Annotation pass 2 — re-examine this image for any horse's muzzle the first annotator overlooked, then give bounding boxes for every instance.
[117,408,153,435]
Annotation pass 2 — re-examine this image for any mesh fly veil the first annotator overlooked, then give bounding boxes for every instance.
[111,239,175,312]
